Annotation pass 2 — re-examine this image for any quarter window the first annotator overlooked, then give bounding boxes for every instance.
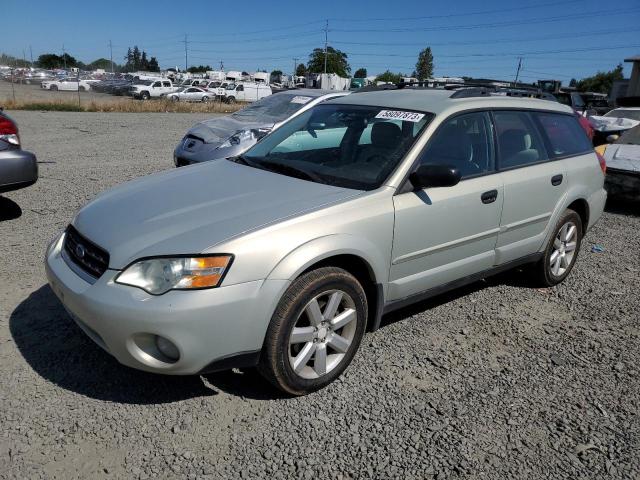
[494,111,548,169]
[419,112,495,177]
[534,112,593,157]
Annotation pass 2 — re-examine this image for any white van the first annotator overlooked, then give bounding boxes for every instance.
[218,82,272,103]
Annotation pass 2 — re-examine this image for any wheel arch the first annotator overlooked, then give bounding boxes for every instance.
[567,198,589,234]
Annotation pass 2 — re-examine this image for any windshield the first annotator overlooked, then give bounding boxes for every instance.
[239,104,433,190]
[605,109,640,121]
[232,93,320,123]
[615,125,640,145]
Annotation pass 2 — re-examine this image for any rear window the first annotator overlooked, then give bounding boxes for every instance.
[494,111,548,169]
[534,112,593,157]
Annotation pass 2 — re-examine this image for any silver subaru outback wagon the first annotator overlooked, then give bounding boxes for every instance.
[45,89,606,395]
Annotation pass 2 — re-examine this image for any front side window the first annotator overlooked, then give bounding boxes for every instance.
[534,112,593,157]
[241,104,433,190]
[494,111,548,169]
[419,111,494,178]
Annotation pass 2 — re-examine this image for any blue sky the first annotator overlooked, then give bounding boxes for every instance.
[3,0,640,83]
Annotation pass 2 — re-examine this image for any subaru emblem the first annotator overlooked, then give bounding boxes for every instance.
[75,244,86,259]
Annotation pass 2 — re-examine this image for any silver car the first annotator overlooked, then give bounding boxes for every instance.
[173,89,349,167]
[1,110,38,194]
[46,89,606,395]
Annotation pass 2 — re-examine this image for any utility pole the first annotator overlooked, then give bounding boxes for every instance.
[513,57,523,86]
[323,20,329,74]
[62,44,67,70]
[220,60,224,71]
[109,40,114,73]
[22,49,26,67]
[293,57,298,77]
[183,34,188,72]
[29,45,33,65]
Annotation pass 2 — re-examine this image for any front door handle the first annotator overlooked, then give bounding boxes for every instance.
[551,174,563,186]
[481,189,498,204]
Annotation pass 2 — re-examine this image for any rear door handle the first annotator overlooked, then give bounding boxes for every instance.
[551,174,563,186]
[481,189,498,204]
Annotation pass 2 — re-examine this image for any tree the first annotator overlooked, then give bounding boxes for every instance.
[375,70,403,84]
[270,69,283,82]
[415,47,434,81]
[140,51,148,70]
[0,53,31,68]
[576,64,624,94]
[187,65,211,73]
[132,46,141,70]
[295,63,306,76]
[37,53,78,69]
[569,78,577,88]
[354,68,367,78]
[307,46,350,77]
[148,57,160,72]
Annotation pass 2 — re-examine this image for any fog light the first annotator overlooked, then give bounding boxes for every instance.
[155,335,180,362]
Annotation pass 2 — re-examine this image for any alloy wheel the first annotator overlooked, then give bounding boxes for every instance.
[550,221,578,276]
[288,290,357,379]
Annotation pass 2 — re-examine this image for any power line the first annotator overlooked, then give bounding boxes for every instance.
[331,7,640,33]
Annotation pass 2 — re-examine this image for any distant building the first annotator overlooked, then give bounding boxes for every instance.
[624,55,640,97]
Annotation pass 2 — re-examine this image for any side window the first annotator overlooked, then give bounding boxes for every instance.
[494,111,548,169]
[572,94,585,109]
[236,85,244,92]
[420,111,495,178]
[534,112,593,157]
[152,82,161,88]
[162,81,171,87]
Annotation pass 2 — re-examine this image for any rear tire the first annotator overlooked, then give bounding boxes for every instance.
[534,209,583,287]
[201,96,209,103]
[170,96,179,102]
[50,85,58,91]
[226,96,236,104]
[79,86,86,92]
[258,267,367,396]
[141,91,150,100]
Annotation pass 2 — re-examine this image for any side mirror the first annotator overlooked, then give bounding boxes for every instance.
[409,164,461,190]
[606,134,619,143]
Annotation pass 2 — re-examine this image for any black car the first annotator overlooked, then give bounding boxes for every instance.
[0,109,38,193]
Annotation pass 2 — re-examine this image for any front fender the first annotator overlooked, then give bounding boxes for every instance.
[266,234,389,288]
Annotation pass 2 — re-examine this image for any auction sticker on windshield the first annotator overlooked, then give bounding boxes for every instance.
[290,96,312,104]
[375,110,425,122]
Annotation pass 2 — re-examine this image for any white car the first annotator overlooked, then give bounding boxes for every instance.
[130,79,177,100]
[597,125,640,201]
[165,87,212,103]
[41,78,94,92]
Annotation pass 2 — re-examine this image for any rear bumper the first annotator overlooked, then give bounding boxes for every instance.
[0,149,38,193]
[605,169,640,201]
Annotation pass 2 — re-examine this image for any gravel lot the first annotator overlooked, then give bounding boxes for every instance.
[1,111,639,479]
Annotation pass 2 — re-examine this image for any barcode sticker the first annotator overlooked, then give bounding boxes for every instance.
[375,110,425,122]
[290,96,312,104]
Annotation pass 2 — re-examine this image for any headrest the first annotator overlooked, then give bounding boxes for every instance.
[371,122,402,149]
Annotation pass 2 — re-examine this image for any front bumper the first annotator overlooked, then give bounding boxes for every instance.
[605,168,640,201]
[0,149,38,193]
[45,232,288,375]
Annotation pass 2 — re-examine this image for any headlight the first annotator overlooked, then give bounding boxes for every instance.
[115,255,233,295]
[219,128,270,148]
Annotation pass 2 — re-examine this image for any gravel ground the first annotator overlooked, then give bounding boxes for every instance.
[1,111,639,479]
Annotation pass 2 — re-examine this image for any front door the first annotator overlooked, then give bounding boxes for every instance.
[389,111,503,300]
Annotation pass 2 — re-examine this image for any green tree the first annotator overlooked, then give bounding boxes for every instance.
[415,47,434,81]
[354,68,367,78]
[147,57,160,72]
[295,63,306,76]
[375,70,403,84]
[187,65,211,73]
[576,64,624,94]
[37,53,77,69]
[270,69,283,82]
[307,46,350,77]
[569,78,577,88]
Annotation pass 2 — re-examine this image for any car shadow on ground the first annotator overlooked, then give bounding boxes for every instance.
[12,270,536,404]
[9,285,286,404]
[0,196,22,221]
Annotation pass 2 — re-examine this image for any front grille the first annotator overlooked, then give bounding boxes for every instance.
[63,225,110,278]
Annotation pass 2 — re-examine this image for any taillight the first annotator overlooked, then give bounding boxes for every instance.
[0,116,20,146]
[595,150,606,174]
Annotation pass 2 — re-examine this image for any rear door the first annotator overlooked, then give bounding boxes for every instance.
[389,111,503,300]
[493,110,567,264]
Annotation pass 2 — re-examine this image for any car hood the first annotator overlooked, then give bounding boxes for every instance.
[188,116,274,144]
[73,160,360,269]
[605,144,640,173]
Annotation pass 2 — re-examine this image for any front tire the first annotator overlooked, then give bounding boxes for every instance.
[50,85,58,91]
[226,96,236,104]
[535,209,583,286]
[201,96,209,103]
[259,267,367,395]
[141,91,150,100]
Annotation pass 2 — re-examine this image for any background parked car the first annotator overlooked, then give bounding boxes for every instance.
[130,79,176,100]
[218,82,272,103]
[596,124,640,201]
[0,109,38,194]
[41,78,92,91]
[174,89,350,167]
[164,87,212,103]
